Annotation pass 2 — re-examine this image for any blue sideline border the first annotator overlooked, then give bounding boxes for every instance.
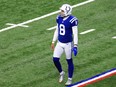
[66,68,116,87]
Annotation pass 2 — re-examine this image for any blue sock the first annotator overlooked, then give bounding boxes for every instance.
[53,57,62,73]
[66,58,74,78]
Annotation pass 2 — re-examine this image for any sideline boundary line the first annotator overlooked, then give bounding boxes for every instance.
[67,68,116,87]
[0,0,95,33]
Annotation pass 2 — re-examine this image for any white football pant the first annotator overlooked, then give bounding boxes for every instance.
[53,41,73,59]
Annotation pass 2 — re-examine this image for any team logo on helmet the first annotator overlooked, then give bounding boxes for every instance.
[60,4,72,16]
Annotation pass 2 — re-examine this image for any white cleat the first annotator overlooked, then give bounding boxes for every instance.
[59,71,65,83]
[65,78,72,86]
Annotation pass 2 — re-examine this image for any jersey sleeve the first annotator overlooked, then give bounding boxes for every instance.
[56,15,59,23]
[70,17,78,27]
[52,25,58,43]
[72,26,78,45]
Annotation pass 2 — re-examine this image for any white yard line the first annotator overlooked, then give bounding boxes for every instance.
[80,29,95,34]
[6,23,29,27]
[47,0,95,31]
[72,0,95,8]
[6,23,16,26]
[48,28,96,35]
[47,26,56,31]
[112,36,116,39]
[0,0,95,33]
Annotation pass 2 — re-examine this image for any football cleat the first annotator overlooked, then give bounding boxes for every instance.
[59,71,65,83]
[65,78,72,85]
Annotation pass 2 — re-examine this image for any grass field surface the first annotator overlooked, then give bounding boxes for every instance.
[0,0,116,87]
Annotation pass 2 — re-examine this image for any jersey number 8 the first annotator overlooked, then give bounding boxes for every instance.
[60,24,65,35]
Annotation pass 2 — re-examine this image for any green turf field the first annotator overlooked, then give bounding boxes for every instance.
[0,0,116,87]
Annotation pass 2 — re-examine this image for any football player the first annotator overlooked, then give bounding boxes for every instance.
[51,4,78,85]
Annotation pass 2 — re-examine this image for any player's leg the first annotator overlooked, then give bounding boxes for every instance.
[53,42,65,82]
[64,42,74,85]
[65,58,74,85]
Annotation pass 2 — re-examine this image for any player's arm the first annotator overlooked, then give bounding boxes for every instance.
[72,26,78,47]
[72,26,78,56]
[51,24,58,51]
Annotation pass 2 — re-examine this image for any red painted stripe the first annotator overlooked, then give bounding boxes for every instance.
[77,71,116,87]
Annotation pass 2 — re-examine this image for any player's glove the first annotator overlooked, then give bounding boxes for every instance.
[73,47,78,56]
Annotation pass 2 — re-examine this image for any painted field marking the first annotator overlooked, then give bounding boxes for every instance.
[6,23,16,26]
[0,0,95,33]
[112,36,116,39]
[47,26,56,30]
[47,0,95,31]
[6,23,29,28]
[67,68,116,87]
[79,29,95,35]
[48,28,96,35]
